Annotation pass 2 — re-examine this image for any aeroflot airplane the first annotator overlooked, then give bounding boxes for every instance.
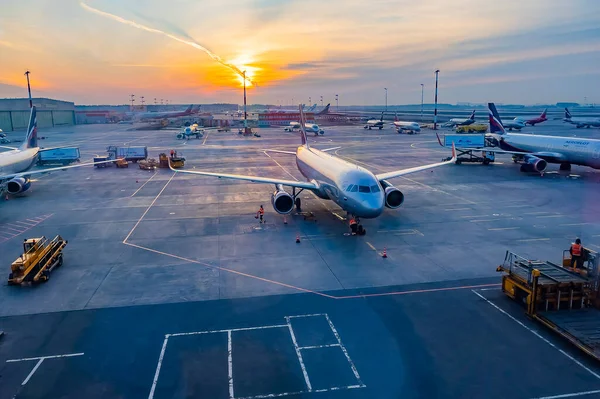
[443,110,476,127]
[393,113,421,134]
[564,108,600,129]
[0,107,112,196]
[171,105,456,233]
[455,103,600,174]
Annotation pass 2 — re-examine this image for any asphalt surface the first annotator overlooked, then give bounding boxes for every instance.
[0,120,600,398]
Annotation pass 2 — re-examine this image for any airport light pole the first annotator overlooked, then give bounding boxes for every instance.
[335,94,339,111]
[160,99,163,105]
[140,96,145,107]
[320,96,323,106]
[384,88,388,112]
[243,70,248,133]
[420,84,424,122]
[433,69,440,130]
[309,97,312,106]
[154,98,157,105]
[24,70,32,108]
[130,94,135,111]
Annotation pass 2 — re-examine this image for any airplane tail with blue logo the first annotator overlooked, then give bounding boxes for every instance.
[298,104,309,148]
[564,108,572,120]
[20,106,38,150]
[488,103,506,135]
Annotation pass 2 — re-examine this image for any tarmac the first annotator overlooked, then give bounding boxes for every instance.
[1,120,600,398]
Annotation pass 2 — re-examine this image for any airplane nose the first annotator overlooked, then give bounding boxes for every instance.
[360,197,384,218]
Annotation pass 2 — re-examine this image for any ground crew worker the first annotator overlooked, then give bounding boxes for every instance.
[349,217,358,235]
[170,149,175,159]
[256,205,265,224]
[570,238,583,270]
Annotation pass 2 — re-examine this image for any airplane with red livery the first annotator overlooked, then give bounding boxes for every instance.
[524,109,548,126]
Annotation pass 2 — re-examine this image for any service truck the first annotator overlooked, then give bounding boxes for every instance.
[37,147,81,166]
[106,146,148,163]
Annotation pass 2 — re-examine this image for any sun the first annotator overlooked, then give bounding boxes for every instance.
[230,54,259,88]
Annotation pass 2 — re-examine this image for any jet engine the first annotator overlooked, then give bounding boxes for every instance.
[520,154,547,173]
[6,177,31,194]
[271,186,295,214]
[380,181,404,209]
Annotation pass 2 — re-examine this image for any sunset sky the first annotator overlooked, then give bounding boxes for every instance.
[0,0,599,105]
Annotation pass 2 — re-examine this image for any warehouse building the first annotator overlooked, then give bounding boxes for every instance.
[0,98,75,132]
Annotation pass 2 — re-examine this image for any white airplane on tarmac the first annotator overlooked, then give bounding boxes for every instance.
[449,103,600,174]
[170,105,456,234]
[284,121,323,135]
[393,113,421,134]
[443,110,476,127]
[364,112,385,130]
[564,108,600,128]
[0,107,112,196]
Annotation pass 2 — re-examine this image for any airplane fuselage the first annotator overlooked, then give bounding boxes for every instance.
[365,120,384,129]
[0,148,39,177]
[565,117,600,128]
[499,134,600,169]
[295,146,384,218]
[503,118,525,130]
[394,121,420,132]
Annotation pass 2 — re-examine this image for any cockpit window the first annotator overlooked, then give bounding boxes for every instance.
[346,184,355,192]
[371,184,381,192]
[350,185,358,192]
[358,185,371,193]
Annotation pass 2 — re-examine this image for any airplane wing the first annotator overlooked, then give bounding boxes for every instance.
[0,159,115,181]
[169,162,318,190]
[0,145,18,150]
[321,147,341,152]
[376,144,456,181]
[459,147,567,161]
[263,149,296,155]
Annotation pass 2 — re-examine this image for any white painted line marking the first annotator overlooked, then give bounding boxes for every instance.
[472,290,600,380]
[536,214,565,218]
[124,172,176,243]
[324,314,364,386]
[524,211,552,215]
[503,204,530,208]
[285,317,312,391]
[130,171,157,197]
[518,238,551,242]
[235,385,364,399]
[6,352,84,362]
[148,335,170,399]
[444,207,471,211]
[298,343,341,350]
[559,223,590,227]
[228,330,234,399]
[366,242,377,251]
[14,221,35,227]
[531,389,600,399]
[170,324,287,337]
[4,227,25,233]
[287,313,326,319]
[21,358,44,386]
[488,227,520,231]
[26,219,40,223]
[469,219,497,223]
[588,244,600,250]
[460,215,489,218]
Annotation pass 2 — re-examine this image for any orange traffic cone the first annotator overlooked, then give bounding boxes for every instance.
[296,234,301,243]
[382,247,387,258]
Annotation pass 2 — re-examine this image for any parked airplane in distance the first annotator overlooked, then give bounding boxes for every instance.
[480,103,600,173]
[501,117,526,131]
[564,108,600,128]
[393,113,420,134]
[136,104,199,121]
[171,105,456,234]
[443,110,476,127]
[525,109,548,126]
[0,107,112,197]
[364,112,385,130]
[284,121,324,135]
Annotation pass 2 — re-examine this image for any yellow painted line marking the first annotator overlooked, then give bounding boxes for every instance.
[202,131,210,145]
[523,211,551,215]
[518,238,551,242]
[488,227,520,231]
[366,242,377,251]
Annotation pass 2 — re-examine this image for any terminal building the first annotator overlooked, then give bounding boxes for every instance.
[0,98,75,132]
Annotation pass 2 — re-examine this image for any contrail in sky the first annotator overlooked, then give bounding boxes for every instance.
[79,1,254,85]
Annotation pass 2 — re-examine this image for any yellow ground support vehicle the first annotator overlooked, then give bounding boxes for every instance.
[159,153,185,168]
[115,158,129,168]
[496,249,600,360]
[456,124,487,133]
[8,236,68,285]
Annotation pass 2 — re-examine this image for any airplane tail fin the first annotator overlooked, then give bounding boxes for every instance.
[316,103,330,115]
[394,112,398,122]
[298,104,309,148]
[470,110,476,120]
[20,106,38,149]
[192,105,201,113]
[565,108,572,119]
[540,108,547,118]
[380,112,384,121]
[488,103,506,135]
[185,105,193,113]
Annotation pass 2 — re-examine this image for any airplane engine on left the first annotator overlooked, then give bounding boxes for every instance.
[6,177,31,194]
[271,187,295,214]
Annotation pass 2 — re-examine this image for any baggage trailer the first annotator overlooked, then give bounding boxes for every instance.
[496,249,600,361]
[106,145,148,163]
[437,133,495,165]
[8,236,68,285]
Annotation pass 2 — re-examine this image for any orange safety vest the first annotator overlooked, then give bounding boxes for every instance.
[258,208,264,215]
[349,218,356,225]
[571,243,582,256]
